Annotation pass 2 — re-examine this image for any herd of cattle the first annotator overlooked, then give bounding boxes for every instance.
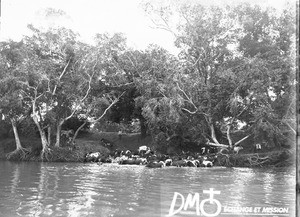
[84,145,218,168]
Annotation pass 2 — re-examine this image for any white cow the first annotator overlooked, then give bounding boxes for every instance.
[233,146,243,154]
[165,159,173,166]
[138,146,148,152]
[202,157,213,167]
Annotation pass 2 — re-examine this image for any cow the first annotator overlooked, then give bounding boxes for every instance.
[165,159,173,166]
[201,157,213,167]
[114,149,123,157]
[146,161,165,168]
[233,146,243,154]
[138,145,149,152]
[100,138,113,147]
[124,150,132,157]
[171,160,187,167]
[118,130,122,140]
[138,145,152,156]
[61,129,74,138]
[186,160,200,167]
[84,152,101,162]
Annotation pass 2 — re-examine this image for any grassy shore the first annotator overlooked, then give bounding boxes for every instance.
[0,132,294,167]
[0,132,152,162]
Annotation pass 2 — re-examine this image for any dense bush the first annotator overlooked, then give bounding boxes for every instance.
[62,116,90,132]
[93,119,141,133]
[18,118,39,138]
[0,120,12,138]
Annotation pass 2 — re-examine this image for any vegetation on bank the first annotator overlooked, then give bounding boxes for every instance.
[0,132,152,161]
[0,1,296,166]
[0,131,294,168]
[214,149,294,167]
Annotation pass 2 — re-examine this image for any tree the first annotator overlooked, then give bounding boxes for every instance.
[67,32,129,144]
[227,2,296,147]
[143,2,239,146]
[109,45,181,139]
[0,27,130,160]
[4,25,82,159]
[0,40,30,159]
[70,91,124,145]
[143,1,296,150]
[106,47,168,138]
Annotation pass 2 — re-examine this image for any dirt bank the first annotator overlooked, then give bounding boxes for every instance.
[0,132,152,162]
[0,132,294,168]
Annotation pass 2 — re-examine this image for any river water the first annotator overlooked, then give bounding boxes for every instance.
[0,161,295,217]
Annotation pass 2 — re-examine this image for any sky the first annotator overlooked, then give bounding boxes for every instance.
[0,0,179,53]
[0,0,295,54]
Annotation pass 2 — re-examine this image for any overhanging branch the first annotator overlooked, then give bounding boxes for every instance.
[90,91,125,123]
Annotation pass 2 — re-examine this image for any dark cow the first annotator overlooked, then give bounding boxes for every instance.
[171,160,187,167]
[146,154,158,162]
[119,157,147,165]
[186,160,200,167]
[100,138,113,147]
[146,161,165,168]
[114,149,123,157]
[97,155,113,163]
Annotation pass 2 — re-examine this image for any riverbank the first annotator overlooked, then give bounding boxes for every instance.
[0,132,152,162]
[0,132,294,168]
[214,149,294,167]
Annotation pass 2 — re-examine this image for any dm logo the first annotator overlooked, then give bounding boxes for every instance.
[167,188,222,217]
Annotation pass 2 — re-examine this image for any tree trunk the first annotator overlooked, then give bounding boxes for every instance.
[207,116,219,144]
[31,99,50,160]
[47,126,51,146]
[226,117,236,149]
[55,122,63,147]
[227,125,233,148]
[10,118,23,150]
[32,115,49,150]
[140,117,147,138]
[39,128,49,149]
[71,120,87,144]
[210,124,219,144]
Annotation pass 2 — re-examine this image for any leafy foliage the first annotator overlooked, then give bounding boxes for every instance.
[0,2,296,158]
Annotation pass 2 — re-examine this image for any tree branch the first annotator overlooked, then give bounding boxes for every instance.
[149,18,177,37]
[81,70,96,103]
[181,107,197,114]
[90,91,125,123]
[176,82,198,113]
[207,142,228,148]
[52,59,71,95]
[284,121,296,135]
[234,135,250,146]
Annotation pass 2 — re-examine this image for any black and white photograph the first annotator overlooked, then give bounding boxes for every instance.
[0,0,298,216]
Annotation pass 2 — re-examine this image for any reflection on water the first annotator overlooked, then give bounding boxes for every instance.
[0,161,295,217]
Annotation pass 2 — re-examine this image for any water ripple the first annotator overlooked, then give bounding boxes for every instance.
[0,162,295,217]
